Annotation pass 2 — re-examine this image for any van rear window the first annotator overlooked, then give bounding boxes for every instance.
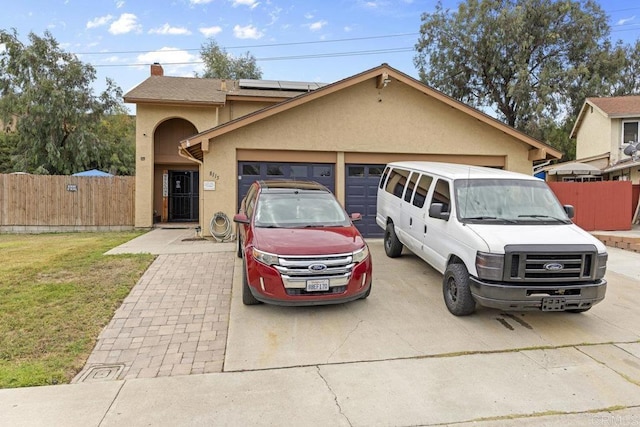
[384,168,411,199]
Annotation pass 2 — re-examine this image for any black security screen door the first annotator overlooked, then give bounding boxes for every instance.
[169,171,199,221]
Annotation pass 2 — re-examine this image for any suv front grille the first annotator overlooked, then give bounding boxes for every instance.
[505,244,598,283]
[274,253,354,289]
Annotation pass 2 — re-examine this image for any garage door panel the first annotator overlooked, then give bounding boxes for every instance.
[346,164,385,238]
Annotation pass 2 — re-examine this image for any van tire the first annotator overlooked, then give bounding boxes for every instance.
[384,223,403,258]
[443,263,476,316]
[242,261,260,305]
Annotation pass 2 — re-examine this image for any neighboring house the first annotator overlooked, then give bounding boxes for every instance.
[125,63,561,237]
[561,96,640,183]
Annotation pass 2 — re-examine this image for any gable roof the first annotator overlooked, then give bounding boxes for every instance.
[179,64,561,162]
[571,96,640,138]
[123,75,312,106]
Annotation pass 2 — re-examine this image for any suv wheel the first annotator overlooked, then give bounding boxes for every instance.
[384,223,403,258]
[443,263,476,316]
[242,261,260,305]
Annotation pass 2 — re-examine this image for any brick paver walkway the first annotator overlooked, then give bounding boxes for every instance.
[74,252,234,381]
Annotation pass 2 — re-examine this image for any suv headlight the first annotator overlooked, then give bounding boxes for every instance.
[476,252,504,281]
[352,246,370,264]
[252,248,279,266]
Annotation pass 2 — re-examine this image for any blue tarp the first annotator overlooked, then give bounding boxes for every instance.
[72,169,113,177]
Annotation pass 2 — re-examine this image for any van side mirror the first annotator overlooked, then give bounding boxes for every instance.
[563,205,575,219]
[429,203,450,220]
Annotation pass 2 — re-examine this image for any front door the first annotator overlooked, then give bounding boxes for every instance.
[168,171,199,222]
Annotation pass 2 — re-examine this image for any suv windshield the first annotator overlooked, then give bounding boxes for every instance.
[454,178,571,224]
[254,191,351,228]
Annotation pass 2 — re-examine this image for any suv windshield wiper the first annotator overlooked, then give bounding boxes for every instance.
[517,214,568,223]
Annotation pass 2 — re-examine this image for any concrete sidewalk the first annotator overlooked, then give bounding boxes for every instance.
[1,228,640,426]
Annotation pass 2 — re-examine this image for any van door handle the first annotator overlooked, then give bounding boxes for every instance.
[424,225,427,234]
[410,218,413,226]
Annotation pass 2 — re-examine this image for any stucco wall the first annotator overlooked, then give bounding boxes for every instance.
[198,77,536,235]
[575,106,612,160]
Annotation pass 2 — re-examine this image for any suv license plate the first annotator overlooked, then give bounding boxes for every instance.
[541,297,566,311]
[306,279,330,292]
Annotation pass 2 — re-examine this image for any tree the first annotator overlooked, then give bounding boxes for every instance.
[414,0,613,132]
[0,29,134,175]
[198,39,262,80]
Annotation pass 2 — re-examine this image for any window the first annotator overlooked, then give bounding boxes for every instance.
[431,179,451,212]
[267,164,284,176]
[413,174,433,208]
[623,120,639,144]
[242,164,260,175]
[384,168,410,199]
[404,172,419,203]
[379,167,390,189]
[313,165,332,177]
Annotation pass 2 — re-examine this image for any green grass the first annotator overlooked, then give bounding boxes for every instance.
[0,232,155,388]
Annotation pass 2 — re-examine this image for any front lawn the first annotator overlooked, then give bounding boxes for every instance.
[0,232,154,388]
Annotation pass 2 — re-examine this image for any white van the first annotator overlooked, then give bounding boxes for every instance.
[376,161,608,316]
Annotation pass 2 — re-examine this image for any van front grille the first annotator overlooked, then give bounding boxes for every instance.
[505,245,598,283]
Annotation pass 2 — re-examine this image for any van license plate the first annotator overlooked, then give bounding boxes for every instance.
[306,279,329,292]
[541,297,566,311]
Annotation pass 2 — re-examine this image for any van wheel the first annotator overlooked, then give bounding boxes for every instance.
[443,263,476,316]
[384,223,403,258]
[242,261,260,305]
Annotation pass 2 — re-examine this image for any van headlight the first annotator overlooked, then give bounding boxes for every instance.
[476,252,504,281]
[352,246,370,264]
[595,252,608,279]
[252,248,279,266]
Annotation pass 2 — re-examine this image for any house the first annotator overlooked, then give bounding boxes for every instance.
[563,96,640,183]
[124,63,561,237]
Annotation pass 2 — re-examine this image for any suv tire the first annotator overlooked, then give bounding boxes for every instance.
[242,261,260,305]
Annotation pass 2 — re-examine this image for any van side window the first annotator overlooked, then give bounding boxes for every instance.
[384,168,410,199]
[404,172,419,203]
[413,174,433,208]
[379,167,390,189]
[432,179,451,212]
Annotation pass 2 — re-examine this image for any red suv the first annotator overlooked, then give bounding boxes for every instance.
[234,180,372,305]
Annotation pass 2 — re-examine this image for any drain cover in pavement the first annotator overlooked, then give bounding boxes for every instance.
[77,364,125,382]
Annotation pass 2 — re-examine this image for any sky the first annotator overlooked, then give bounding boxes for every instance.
[2,0,640,109]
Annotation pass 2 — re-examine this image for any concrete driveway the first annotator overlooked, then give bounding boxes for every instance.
[226,241,640,372]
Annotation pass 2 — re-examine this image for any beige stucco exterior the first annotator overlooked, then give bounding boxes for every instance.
[570,98,640,185]
[127,64,561,234]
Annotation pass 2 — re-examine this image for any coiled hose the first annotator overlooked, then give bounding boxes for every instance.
[210,211,234,242]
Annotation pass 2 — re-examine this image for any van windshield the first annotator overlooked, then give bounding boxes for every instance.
[454,179,571,224]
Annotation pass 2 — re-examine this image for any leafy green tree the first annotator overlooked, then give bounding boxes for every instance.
[414,0,612,132]
[0,29,134,175]
[198,39,262,80]
[94,108,135,175]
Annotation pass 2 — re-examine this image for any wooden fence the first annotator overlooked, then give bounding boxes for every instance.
[0,174,135,232]
[548,181,633,231]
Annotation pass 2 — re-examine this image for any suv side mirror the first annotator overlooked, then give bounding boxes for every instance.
[233,213,250,224]
[563,205,575,219]
[350,212,362,222]
[429,203,450,220]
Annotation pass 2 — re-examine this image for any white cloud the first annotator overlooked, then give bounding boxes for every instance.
[617,16,636,25]
[109,13,141,35]
[233,24,264,39]
[87,15,113,29]
[138,47,199,75]
[115,0,125,8]
[309,20,327,31]
[149,23,192,35]
[233,0,260,9]
[199,26,223,37]
[190,0,214,4]
[304,12,314,19]
[344,26,353,32]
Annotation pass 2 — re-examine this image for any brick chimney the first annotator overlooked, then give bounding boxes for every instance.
[151,63,164,76]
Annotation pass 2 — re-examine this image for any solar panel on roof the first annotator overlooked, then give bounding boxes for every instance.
[239,79,327,91]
